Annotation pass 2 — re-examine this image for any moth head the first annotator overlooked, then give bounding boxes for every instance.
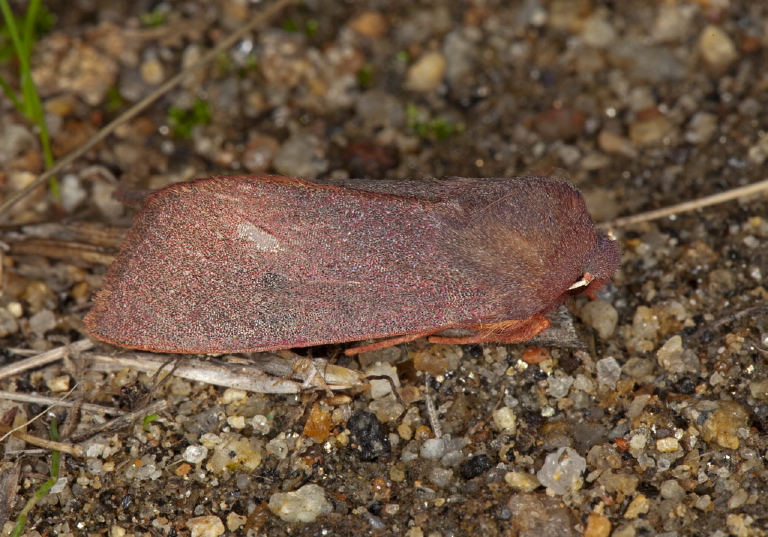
[568,230,621,296]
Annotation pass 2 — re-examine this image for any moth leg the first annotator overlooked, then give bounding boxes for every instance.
[345,330,440,356]
[428,314,551,345]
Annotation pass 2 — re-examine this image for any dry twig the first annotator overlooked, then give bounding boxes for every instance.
[603,178,768,229]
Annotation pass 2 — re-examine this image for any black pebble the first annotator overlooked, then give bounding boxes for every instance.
[347,411,391,462]
[460,454,494,480]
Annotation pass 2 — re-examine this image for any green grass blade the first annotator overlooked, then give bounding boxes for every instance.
[21,0,41,56]
[0,74,22,108]
[10,418,61,537]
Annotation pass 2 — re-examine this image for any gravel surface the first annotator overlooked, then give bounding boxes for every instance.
[1,1,767,536]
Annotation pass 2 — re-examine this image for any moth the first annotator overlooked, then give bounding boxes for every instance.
[84,175,621,355]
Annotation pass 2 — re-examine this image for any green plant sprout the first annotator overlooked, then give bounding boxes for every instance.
[167,97,212,139]
[0,0,56,187]
[104,86,125,113]
[10,418,61,537]
[143,413,159,432]
[140,8,166,28]
[281,16,319,38]
[394,50,409,64]
[0,0,58,197]
[406,103,465,142]
[357,63,373,88]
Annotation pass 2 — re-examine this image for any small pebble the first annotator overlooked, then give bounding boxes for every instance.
[656,437,679,453]
[629,113,674,146]
[428,467,454,488]
[405,52,446,93]
[659,479,685,501]
[364,362,400,400]
[250,414,272,434]
[685,112,718,145]
[581,13,616,48]
[206,436,263,473]
[225,512,247,532]
[6,302,23,317]
[394,423,411,442]
[624,493,650,518]
[0,309,19,337]
[584,513,612,537]
[596,357,621,389]
[598,130,638,158]
[749,379,768,400]
[268,484,333,523]
[60,174,88,213]
[533,108,586,141]
[46,375,71,392]
[92,181,125,220]
[29,309,56,336]
[226,416,245,429]
[579,299,618,340]
[727,514,749,536]
[272,134,328,180]
[0,123,36,164]
[698,25,738,72]
[580,152,611,171]
[547,374,574,398]
[186,515,225,537]
[348,411,391,461]
[607,41,687,83]
[348,11,389,39]
[420,435,467,461]
[242,134,279,173]
[303,404,332,442]
[221,388,247,404]
[699,401,749,450]
[492,407,517,433]
[536,446,586,495]
[652,4,694,42]
[728,488,749,510]
[657,335,699,374]
[460,454,493,480]
[507,493,579,536]
[442,30,477,83]
[390,465,406,483]
[420,438,447,460]
[369,394,405,422]
[629,305,660,352]
[182,445,208,465]
[140,57,165,85]
[412,345,461,376]
[504,471,540,493]
[695,495,712,511]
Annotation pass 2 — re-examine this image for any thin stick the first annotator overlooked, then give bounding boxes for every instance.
[68,400,168,443]
[0,424,83,457]
[0,386,76,444]
[424,374,442,438]
[602,178,768,229]
[0,0,296,217]
[0,391,124,416]
[0,339,93,381]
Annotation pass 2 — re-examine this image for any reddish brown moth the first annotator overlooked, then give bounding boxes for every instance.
[84,175,621,355]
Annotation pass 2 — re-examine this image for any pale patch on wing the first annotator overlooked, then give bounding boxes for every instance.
[235,221,282,252]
